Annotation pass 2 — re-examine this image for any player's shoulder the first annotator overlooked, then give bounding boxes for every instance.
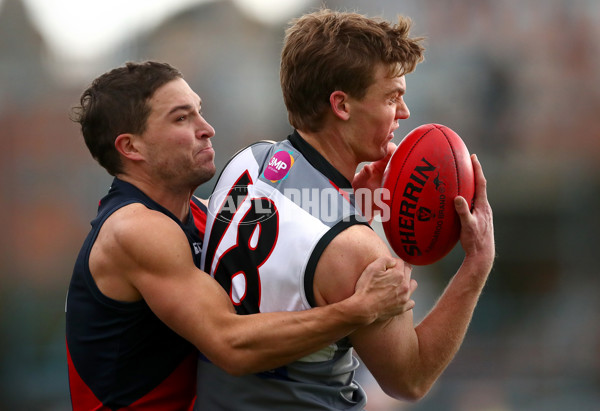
[332,224,390,258]
[104,203,184,248]
[109,202,167,222]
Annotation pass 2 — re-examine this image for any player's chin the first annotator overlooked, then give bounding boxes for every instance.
[205,160,217,176]
[194,164,216,185]
[366,149,387,163]
[375,142,390,160]
[194,152,216,172]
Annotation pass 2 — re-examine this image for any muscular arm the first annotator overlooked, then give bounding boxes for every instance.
[314,154,495,400]
[89,204,413,376]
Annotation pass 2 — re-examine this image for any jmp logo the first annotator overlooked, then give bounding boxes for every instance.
[263,150,295,182]
[417,207,434,222]
[269,156,288,171]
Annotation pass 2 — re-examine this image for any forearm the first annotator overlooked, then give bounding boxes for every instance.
[411,257,491,391]
[370,155,495,399]
[411,154,496,389]
[207,297,369,375]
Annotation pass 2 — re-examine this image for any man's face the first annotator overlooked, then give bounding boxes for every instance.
[140,78,216,190]
[345,64,410,163]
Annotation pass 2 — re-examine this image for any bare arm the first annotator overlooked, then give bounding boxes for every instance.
[315,154,495,400]
[89,204,414,376]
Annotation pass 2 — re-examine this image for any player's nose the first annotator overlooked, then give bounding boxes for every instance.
[396,98,410,120]
[196,115,215,139]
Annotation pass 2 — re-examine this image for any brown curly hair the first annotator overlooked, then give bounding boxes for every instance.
[280,9,425,132]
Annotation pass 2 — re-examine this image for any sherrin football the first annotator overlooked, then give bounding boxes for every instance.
[381,124,474,265]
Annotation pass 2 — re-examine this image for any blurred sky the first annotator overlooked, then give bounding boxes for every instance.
[12,0,311,60]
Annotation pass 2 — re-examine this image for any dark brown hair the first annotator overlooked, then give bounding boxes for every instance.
[72,61,183,175]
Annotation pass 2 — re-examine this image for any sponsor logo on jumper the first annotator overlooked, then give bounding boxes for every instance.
[263,150,295,182]
[193,242,202,255]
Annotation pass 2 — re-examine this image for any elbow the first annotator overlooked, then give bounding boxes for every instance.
[208,352,256,377]
[203,337,264,376]
[212,360,243,377]
[218,363,249,377]
[194,329,262,376]
[384,390,424,403]
[382,380,433,403]
[397,387,429,403]
[193,320,275,376]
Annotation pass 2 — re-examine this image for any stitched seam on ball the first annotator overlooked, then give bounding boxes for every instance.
[395,126,438,200]
[436,125,460,193]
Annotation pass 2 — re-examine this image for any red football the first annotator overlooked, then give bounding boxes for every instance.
[381,124,474,265]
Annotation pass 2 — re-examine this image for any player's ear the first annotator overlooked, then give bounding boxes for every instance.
[329,91,350,121]
[115,133,144,161]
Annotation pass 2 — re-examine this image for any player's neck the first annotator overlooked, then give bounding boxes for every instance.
[297,129,358,183]
[116,173,194,222]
